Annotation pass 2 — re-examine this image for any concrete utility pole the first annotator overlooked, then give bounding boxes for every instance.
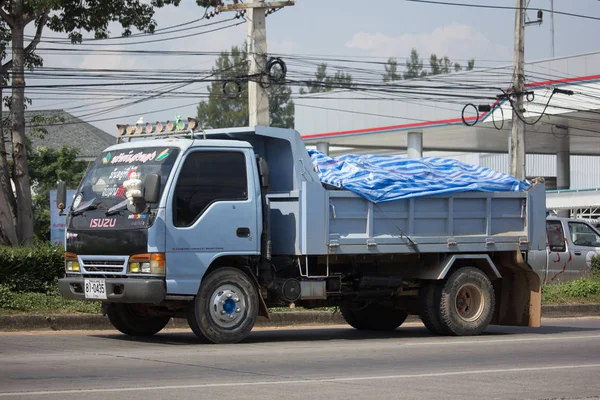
[550,0,555,57]
[510,0,526,180]
[215,1,295,127]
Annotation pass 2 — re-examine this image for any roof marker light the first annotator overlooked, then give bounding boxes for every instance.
[188,117,199,130]
[166,120,175,132]
[116,124,127,136]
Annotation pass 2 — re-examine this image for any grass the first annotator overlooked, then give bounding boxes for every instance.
[0,284,101,315]
[541,270,600,305]
[1,271,600,315]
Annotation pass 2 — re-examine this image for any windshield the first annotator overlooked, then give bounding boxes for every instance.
[73,147,180,211]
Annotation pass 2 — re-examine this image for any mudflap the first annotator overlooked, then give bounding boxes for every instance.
[492,249,542,328]
[246,268,270,320]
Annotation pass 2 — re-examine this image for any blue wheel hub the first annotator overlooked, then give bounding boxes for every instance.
[210,286,247,328]
[223,298,236,315]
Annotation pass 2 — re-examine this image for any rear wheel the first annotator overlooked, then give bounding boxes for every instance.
[105,303,170,336]
[187,267,258,344]
[437,267,495,336]
[419,281,446,335]
[340,301,408,331]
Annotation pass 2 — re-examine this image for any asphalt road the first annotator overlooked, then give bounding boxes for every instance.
[1,318,600,400]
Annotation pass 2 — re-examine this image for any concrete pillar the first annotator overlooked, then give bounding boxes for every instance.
[556,132,571,217]
[316,142,330,155]
[407,131,423,159]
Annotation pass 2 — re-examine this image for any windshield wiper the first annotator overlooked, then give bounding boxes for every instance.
[105,200,128,216]
[71,201,99,216]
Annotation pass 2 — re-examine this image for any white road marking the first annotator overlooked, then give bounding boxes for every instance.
[2,363,600,396]
[401,333,600,346]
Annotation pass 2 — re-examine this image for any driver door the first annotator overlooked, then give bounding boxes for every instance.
[164,148,260,295]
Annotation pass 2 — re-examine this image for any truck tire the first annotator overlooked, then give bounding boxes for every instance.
[187,267,258,344]
[419,281,446,335]
[437,267,495,336]
[340,301,408,331]
[105,303,170,336]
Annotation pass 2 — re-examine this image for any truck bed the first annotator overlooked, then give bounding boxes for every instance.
[268,181,547,256]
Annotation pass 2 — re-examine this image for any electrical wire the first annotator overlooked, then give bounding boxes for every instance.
[405,0,600,22]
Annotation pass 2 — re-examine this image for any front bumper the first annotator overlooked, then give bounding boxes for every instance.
[58,277,165,303]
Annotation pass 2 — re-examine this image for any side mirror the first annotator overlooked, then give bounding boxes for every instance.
[56,181,67,214]
[143,173,161,203]
[257,157,269,189]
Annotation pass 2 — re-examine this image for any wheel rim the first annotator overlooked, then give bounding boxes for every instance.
[453,283,485,322]
[210,284,247,328]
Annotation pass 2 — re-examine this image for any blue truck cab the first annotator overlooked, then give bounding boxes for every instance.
[58,123,546,343]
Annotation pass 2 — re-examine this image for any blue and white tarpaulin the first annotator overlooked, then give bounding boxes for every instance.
[308,150,531,203]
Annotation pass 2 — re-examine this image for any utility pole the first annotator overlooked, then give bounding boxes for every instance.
[510,0,526,180]
[215,0,295,127]
[550,0,555,57]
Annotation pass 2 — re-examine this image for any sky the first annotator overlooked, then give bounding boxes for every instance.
[21,0,600,136]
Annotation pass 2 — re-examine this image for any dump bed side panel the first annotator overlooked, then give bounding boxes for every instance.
[325,189,541,255]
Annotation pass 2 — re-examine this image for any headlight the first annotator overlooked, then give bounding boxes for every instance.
[129,262,140,273]
[64,252,80,272]
[129,253,165,275]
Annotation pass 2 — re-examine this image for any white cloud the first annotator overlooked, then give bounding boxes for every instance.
[345,23,511,61]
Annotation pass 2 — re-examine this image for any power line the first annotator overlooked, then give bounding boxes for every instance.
[405,0,600,22]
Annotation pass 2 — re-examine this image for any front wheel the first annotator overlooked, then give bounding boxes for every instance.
[340,301,408,331]
[187,267,259,344]
[105,303,170,336]
[438,267,495,336]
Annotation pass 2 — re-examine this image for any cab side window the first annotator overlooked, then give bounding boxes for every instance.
[546,221,566,252]
[568,222,600,248]
[173,151,247,227]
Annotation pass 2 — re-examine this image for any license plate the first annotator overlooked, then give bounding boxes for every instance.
[84,278,107,300]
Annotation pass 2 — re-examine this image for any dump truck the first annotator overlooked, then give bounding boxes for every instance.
[57,122,546,343]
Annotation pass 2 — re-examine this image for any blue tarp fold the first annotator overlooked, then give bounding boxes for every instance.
[308,150,530,203]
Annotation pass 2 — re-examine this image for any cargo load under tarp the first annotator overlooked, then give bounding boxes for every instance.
[308,150,530,203]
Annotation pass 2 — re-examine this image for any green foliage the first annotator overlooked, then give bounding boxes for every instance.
[299,63,353,94]
[591,254,600,271]
[0,244,64,292]
[542,272,600,304]
[425,51,474,77]
[404,48,426,80]
[383,57,401,82]
[0,283,101,314]
[562,278,600,297]
[383,50,475,82]
[28,145,88,241]
[196,46,295,129]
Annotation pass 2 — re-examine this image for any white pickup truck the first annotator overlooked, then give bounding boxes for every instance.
[529,217,600,283]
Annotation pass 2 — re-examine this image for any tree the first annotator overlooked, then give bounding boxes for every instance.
[383,57,401,82]
[28,145,88,242]
[404,48,426,80]
[467,59,475,71]
[0,0,180,246]
[300,63,353,94]
[428,53,476,76]
[196,46,295,129]
[429,54,441,76]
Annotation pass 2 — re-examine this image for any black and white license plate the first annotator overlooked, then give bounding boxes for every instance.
[84,278,107,300]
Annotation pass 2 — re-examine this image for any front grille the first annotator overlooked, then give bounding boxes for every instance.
[82,260,123,266]
[81,258,126,274]
[84,266,124,273]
